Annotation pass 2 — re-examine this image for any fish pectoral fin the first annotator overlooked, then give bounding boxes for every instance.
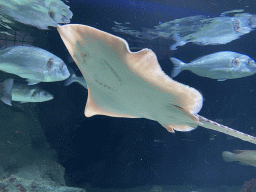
[26,79,40,85]
[217,79,227,81]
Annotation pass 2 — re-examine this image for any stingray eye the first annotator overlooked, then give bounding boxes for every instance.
[47,59,53,68]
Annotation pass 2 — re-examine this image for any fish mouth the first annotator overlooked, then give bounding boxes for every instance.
[249,16,256,28]
[48,95,54,100]
[61,12,73,23]
[58,63,70,79]
[246,60,256,71]
[63,70,70,78]
[248,66,256,72]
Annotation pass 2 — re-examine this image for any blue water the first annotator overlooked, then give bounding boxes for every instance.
[3,0,255,191]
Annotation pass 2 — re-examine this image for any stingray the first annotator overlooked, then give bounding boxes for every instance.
[57,24,256,144]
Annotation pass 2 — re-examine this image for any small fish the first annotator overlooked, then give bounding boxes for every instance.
[170,51,256,81]
[64,67,87,89]
[0,78,13,106]
[0,46,70,85]
[11,84,53,103]
[222,150,256,167]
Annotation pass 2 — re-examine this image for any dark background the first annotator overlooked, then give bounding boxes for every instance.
[33,0,256,189]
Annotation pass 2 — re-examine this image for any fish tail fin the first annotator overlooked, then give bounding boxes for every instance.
[64,67,77,86]
[0,78,13,106]
[170,33,186,50]
[170,57,185,77]
[222,151,236,162]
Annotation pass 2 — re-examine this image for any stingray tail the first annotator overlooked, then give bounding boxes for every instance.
[0,78,13,106]
[196,115,256,145]
[170,57,185,78]
[222,151,236,162]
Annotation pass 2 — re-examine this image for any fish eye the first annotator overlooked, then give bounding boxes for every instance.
[48,11,55,19]
[61,8,68,15]
[31,90,38,97]
[248,59,254,65]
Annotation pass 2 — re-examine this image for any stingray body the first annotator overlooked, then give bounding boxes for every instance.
[57,24,256,144]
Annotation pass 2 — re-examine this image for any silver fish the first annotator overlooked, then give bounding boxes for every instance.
[112,11,256,50]
[0,78,13,106]
[170,13,256,50]
[0,46,70,84]
[12,84,53,103]
[171,51,256,81]
[0,0,72,29]
[222,150,256,167]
